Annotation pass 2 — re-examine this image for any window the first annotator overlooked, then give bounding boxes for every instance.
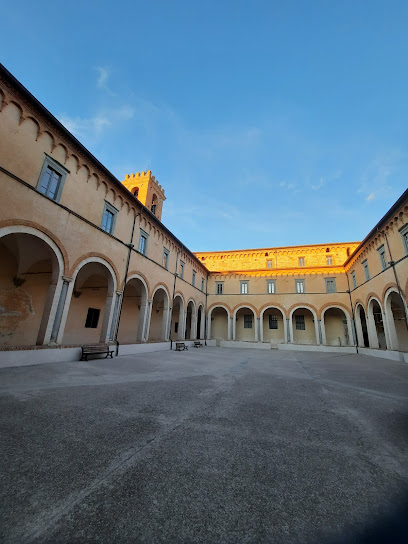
[244,314,252,328]
[351,271,357,289]
[36,155,68,202]
[138,229,148,256]
[174,322,178,333]
[269,314,278,329]
[299,257,305,267]
[325,278,336,293]
[201,278,205,292]
[267,280,276,294]
[162,248,169,269]
[295,279,305,293]
[101,202,118,234]
[377,245,387,270]
[362,259,370,281]
[132,187,139,197]
[192,271,196,287]
[216,282,224,294]
[266,260,273,269]
[326,256,333,265]
[179,261,185,279]
[240,281,249,294]
[295,315,305,330]
[85,308,100,328]
[400,224,408,255]
[151,204,157,215]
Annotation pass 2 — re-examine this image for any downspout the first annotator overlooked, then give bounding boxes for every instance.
[169,249,180,350]
[204,270,209,345]
[114,211,140,355]
[345,271,359,353]
[384,231,408,330]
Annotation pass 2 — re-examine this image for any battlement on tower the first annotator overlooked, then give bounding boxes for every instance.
[124,171,165,196]
[121,170,166,220]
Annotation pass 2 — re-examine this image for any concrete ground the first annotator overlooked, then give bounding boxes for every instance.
[1,348,408,544]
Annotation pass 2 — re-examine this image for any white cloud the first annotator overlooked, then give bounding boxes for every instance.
[366,193,375,201]
[58,106,135,139]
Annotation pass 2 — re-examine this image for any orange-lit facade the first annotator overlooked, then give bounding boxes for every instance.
[1,63,407,367]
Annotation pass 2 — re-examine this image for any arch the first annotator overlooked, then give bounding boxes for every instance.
[381,283,399,306]
[196,303,205,339]
[69,252,119,287]
[207,302,232,316]
[318,301,351,320]
[366,296,388,350]
[124,270,150,292]
[208,305,230,342]
[234,305,257,342]
[321,306,352,347]
[170,293,185,340]
[0,226,66,347]
[61,257,118,345]
[185,299,197,340]
[289,305,319,345]
[150,282,171,301]
[232,302,259,318]
[355,303,369,348]
[148,286,170,342]
[260,305,286,344]
[131,186,139,198]
[117,274,149,344]
[287,302,318,318]
[384,288,408,352]
[259,302,287,319]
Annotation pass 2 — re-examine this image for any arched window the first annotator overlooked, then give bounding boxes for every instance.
[132,187,139,198]
[151,194,158,215]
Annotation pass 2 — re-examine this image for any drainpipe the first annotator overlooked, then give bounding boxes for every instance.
[204,271,209,345]
[113,211,140,355]
[384,231,408,330]
[346,271,359,353]
[169,249,180,350]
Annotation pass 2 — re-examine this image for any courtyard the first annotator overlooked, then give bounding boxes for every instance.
[1,347,408,543]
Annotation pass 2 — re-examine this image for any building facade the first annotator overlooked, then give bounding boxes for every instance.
[1,64,407,366]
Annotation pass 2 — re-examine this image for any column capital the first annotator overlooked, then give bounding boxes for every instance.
[62,276,73,283]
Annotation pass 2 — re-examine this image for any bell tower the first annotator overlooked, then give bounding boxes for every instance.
[121,171,166,221]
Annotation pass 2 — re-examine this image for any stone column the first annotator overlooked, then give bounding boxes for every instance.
[287,318,292,343]
[256,317,260,342]
[49,278,71,343]
[109,291,122,342]
[143,300,152,341]
[317,319,323,345]
[230,316,235,341]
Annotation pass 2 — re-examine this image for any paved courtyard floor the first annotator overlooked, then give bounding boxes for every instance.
[1,347,408,543]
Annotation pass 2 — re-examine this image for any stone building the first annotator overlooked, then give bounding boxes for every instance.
[0,63,407,366]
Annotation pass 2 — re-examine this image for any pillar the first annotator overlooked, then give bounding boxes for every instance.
[49,278,71,343]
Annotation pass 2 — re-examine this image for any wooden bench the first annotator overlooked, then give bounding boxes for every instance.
[175,342,188,351]
[194,341,203,348]
[81,344,114,361]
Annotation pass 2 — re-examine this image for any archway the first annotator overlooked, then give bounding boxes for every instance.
[355,304,369,347]
[148,287,170,342]
[0,230,63,347]
[117,276,148,343]
[196,305,204,339]
[234,307,257,342]
[261,307,285,344]
[209,306,229,341]
[322,307,351,346]
[290,307,319,345]
[384,290,408,352]
[170,294,184,340]
[63,260,116,345]
[185,300,196,340]
[367,298,387,349]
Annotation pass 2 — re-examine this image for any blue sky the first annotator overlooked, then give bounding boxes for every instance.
[2,1,407,251]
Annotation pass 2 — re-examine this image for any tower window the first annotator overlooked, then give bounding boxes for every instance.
[266,260,273,268]
[326,256,333,265]
[132,187,139,197]
[298,257,305,266]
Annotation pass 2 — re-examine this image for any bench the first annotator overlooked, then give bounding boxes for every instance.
[194,341,203,348]
[81,344,114,361]
[175,342,188,351]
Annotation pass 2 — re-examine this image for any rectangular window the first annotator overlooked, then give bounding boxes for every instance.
[85,308,100,328]
[298,257,305,267]
[351,271,357,289]
[101,202,118,235]
[325,278,336,293]
[138,230,148,255]
[295,279,305,293]
[216,282,224,295]
[266,260,273,268]
[269,314,278,329]
[326,256,333,265]
[179,261,184,279]
[244,314,252,328]
[162,248,169,269]
[295,315,305,330]
[267,280,276,294]
[362,259,370,281]
[192,271,196,287]
[377,245,387,271]
[240,281,249,294]
[174,322,178,333]
[201,278,205,292]
[400,224,408,255]
[36,155,68,202]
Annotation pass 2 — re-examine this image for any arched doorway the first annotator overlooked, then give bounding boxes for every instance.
[234,307,257,342]
[117,276,148,343]
[209,306,229,341]
[261,307,285,344]
[196,305,204,339]
[0,230,63,347]
[384,290,408,352]
[367,298,387,349]
[355,304,369,347]
[170,294,184,340]
[290,307,319,345]
[148,287,169,342]
[63,260,116,345]
[322,307,351,346]
[185,300,196,340]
